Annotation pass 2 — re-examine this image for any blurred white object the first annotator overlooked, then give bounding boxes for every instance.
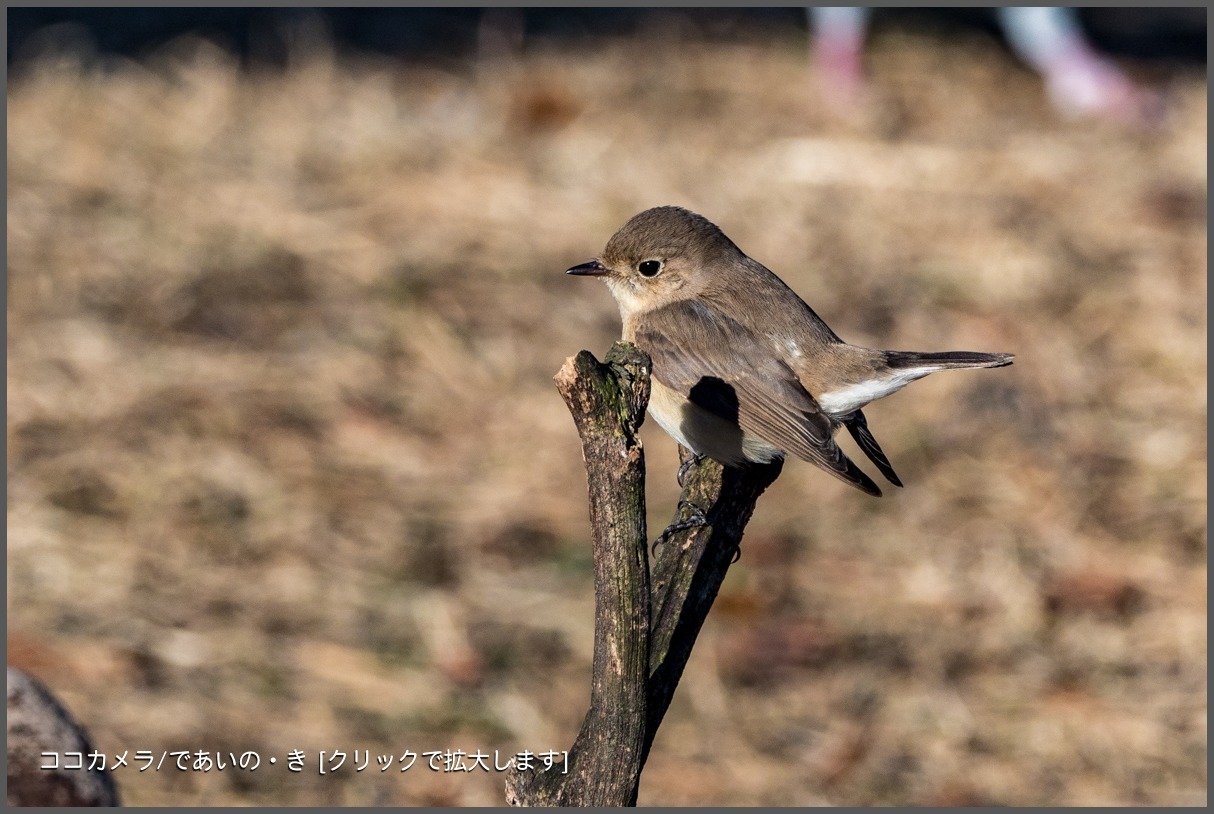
[808,6,1157,122]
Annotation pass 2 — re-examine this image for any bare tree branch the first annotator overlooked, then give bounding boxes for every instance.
[506,342,781,806]
[506,343,652,806]
[643,448,782,766]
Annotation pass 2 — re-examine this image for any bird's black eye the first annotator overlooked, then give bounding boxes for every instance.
[638,260,662,277]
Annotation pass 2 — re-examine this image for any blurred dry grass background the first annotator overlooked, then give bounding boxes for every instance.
[6,18,1206,806]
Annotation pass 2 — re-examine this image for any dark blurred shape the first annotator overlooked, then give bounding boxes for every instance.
[8,8,471,67]
[46,469,125,519]
[402,514,460,587]
[11,9,1201,70]
[1078,7,1208,60]
[479,520,562,563]
[717,615,919,689]
[9,8,312,67]
[717,615,838,688]
[507,77,584,133]
[7,666,121,806]
[169,248,314,347]
[1042,568,1147,621]
[6,9,784,69]
[11,419,75,466]
[925,783,1002,807]
[1142,180,1209,226]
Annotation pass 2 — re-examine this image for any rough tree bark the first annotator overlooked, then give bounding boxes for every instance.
[505,342,782,807]
[7,666,121,806]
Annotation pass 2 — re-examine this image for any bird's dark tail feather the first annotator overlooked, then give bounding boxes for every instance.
[844,409,903,488]
[885,350,1014,370]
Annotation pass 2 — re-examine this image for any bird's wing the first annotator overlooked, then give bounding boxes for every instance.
[635,300,881,496]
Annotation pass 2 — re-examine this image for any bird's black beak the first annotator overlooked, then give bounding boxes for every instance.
[565,259,609,277]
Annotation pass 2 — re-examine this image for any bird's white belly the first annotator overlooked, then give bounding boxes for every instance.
[647,379,782,466]
[814,366,937,416]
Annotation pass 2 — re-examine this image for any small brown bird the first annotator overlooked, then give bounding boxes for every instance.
[567,206,1013,496]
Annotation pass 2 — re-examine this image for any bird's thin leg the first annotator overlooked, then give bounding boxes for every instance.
[676,452,706,487]
[652,500,708,554]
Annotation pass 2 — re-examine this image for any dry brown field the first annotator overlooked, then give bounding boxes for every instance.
[7,21,1206,806]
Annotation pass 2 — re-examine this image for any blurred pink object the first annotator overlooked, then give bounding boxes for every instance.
[808,6,1159,123]
[809,6,870,109]
[997,7,1156,122]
